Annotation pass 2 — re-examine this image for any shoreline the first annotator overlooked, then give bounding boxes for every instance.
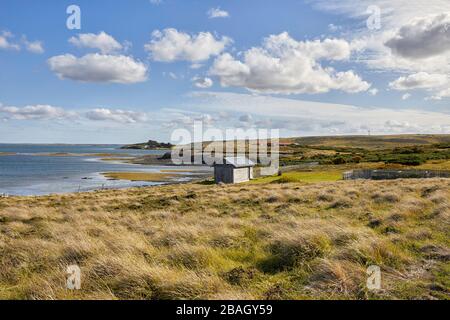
[0,175,210,198]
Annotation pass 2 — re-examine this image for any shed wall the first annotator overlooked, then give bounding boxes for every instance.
[214,166,234,184]
[233,167,251,183]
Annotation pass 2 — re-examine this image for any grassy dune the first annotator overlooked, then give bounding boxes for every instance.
[0,178,448,300]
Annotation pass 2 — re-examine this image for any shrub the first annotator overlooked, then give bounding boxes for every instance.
[351,156,363,163]
[259,234,331,273]
[332,157,347,165]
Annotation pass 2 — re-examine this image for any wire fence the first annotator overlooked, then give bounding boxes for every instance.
[343,169,450,180]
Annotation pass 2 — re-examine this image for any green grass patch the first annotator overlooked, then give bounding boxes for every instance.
[249,171,343,184]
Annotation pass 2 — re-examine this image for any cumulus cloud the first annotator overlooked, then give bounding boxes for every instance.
[18,35,44,54]
[144,28,232,62]
[389,72,448,90]
[23,39,44,54]
[47,53,148,83]
[208,7,230,19]
[385,13,450,60]
[310,1,450,98]
[0,105,76,120]
[85,108,148,123]
[192,77,213,88]
[69,32,123,54]
[0,31,44,53]
[209,32,370,94]
[0,31,20,51]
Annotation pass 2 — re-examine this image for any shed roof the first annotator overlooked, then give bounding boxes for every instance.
[215,156,255,168]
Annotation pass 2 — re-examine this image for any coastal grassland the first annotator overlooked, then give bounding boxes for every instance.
[416,160,450,170]
[279,135,450,167]
[103,172,178,182]
[290,134,450,150]
[0,178,449,300]
[249,171,343,184]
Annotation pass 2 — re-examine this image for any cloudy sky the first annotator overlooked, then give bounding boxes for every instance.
[0,0,449,143]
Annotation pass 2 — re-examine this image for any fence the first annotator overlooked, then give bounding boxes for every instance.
[343,169,450,180]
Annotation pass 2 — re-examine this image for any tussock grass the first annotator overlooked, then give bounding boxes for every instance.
[0,178,449,300]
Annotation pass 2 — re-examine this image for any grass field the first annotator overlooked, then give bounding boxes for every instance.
[289,134,450,149]
[0,178,448,300]
[249,171,343,184]
[103,172,178,182]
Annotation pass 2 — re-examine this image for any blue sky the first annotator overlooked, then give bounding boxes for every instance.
[0,0,449,143]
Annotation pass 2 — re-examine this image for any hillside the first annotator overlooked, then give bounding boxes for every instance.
[121,140,173,150]
[287,134,450,150]
[140,134,450,168]
[0,178,448,299]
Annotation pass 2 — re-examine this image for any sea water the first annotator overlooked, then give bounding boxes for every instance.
[0,144,204,196]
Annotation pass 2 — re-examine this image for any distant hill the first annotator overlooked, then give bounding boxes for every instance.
[286,134,450,150]
[121,140,173,150]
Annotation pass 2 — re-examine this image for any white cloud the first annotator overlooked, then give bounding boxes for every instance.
[209,32,370,94]
[0,31,20,51]
[85,108,148,123]
[190,63,204,69]
[208,7,230,19]
[430,88,450,100]
[310,1,450,98]
[328,24,342,32]
[0,105,76,120]
[149,0,162,4]
[368,88,379,96]
[188,91,450,134]
[310,0,450,30]
[402,93,411,100]
[384,120,415,130]
[69,32,123,54]
[144,28,232,62]
[0,104,153,124]
[389,72,448,90]
[192,77,213,88]
[23,39,44,54]
[0,31,44,53]
[47,53,148,84]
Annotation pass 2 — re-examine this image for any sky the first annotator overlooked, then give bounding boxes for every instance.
[0,0,449,143]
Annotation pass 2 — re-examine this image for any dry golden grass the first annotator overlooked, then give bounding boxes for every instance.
[0,178,449,300]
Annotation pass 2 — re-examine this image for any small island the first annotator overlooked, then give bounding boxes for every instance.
[121,139,173,150]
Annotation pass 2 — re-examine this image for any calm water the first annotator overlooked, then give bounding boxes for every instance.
[0,144,208,196]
